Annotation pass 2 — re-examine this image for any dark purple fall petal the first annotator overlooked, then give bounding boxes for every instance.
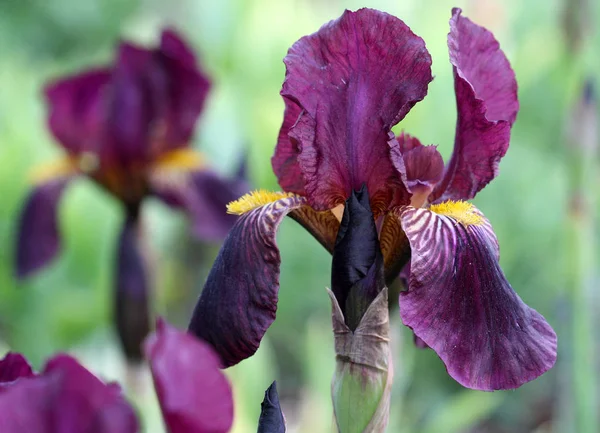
[0,354,138,433]
[271,98,306,195]
[115,214,150,362]
[399,207,557,390]
[188,195,307,367]
[281,8,432,213]
[0,353,34,389]
[16,178,73,278]
[45,69,110,154]
[431,8,519,203]
[151,167,250,242]
[257,382,286,433]
[144,319,233,433]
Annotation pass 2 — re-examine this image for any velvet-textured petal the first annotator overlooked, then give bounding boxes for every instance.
[0,353,34,388]
[281,8,432,212]
[257,382,286,433]
[151,168,250,242]
[399,207,556,390]
[144,319,233,433]
[188,195,307,367]
[389,133,443,207]
[431,8,519,202]
[271,98,306,195]
[16,178,73,278]
[0,354,138,433]
[44,69,110,154]
[115,213,150,362]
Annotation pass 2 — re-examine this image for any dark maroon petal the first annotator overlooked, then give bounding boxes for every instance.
[431,8,519,202]
[144,319,233,433]
[157,29,211,150]
[16,178,73,278]
[281,8,431,213]
[0,354,138,433]
[151,168,250,242]
[389,133,444,207]
[44,69,110,154]
[271,98,306,195]
[0,353,34,389]
[115,213,150,362]
[188,195,307,367]
[399,206,557,390]
[257,382,286,433]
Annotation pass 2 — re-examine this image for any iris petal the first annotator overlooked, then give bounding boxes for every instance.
[399,206,557,390]
[271,98,307,195]
[44,69,110,154]
[281,8,432,213]
[431,8,519,202]
[188,195,307,367]
[16,178,73,278]
[0,353,34,388]
[144,319,234,433]
[0,354,138,433]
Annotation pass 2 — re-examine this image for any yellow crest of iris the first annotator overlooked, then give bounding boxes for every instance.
[227,190,297,215]
[429,200,484,226]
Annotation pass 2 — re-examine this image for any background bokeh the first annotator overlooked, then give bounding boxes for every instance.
[0,0,598,431]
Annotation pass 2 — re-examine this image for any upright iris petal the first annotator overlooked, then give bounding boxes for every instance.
[277,8,432,213]
[431,8,519,202]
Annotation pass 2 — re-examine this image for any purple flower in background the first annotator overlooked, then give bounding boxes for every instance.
[189,8,557,391]
[15,29,249,361]
[0,321,285,432]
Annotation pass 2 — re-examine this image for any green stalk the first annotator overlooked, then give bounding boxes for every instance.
[565,80,599,433]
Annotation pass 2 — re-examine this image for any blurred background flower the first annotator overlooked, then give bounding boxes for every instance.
[0,0,598,431]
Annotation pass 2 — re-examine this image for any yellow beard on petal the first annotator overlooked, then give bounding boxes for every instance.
[227,190,297,215]
[29,157,79,184]
[429,200,484,226]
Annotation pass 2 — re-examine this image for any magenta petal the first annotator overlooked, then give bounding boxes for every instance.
[16,178,73,278]
[144,319,233,433]
[188,195,307,367]
[281,8,432,212]
[399,207,557,390]
[115,215,150,362]
[0,353,34,389]
[389,133,444,205]
[271,98,306,195]
[151,168,250,242]
[431,8,519,202]
[44,69,110,154]
[0,354,138,433]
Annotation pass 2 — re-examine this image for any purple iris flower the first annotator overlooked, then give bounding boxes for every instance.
[188,8,557,391]
[0,320,285,432]
[15,29,249,360]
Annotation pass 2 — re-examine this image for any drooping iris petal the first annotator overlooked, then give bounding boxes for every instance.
[144,319,233,433]
[0,354,138,433]
[115,214,150,362]
[16,178,73,278]
[431,8,519,202]
[257,382,286,433]
[188,195,307,367]
[44,68,110,154]
[281,8,432,213]
[271,98,306,195]
[399,206,557,390]
[0,353,34,388]
[151,168,250,242]
[389,133,444,207]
